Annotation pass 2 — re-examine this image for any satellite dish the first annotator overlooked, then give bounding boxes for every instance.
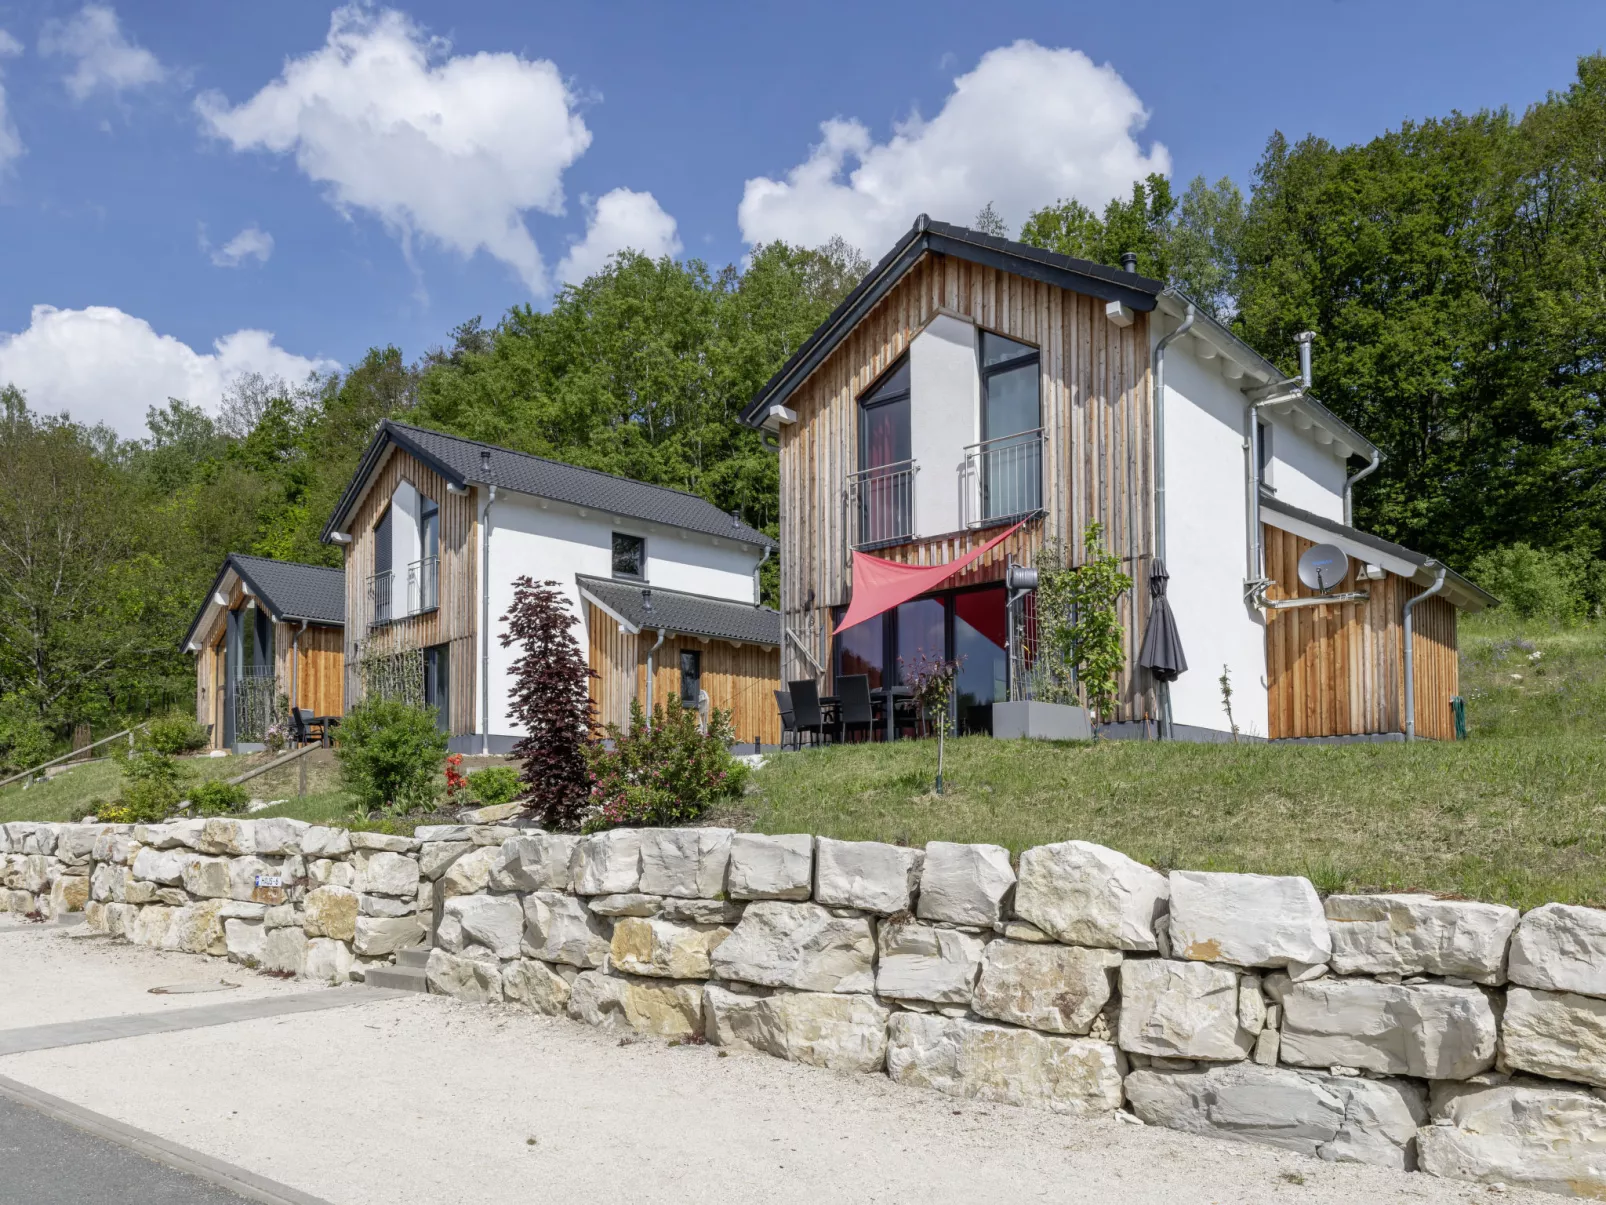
[1297,543,1351,594]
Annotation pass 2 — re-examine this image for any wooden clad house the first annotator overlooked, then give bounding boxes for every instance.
[740,216,1493,741]
[184,555,345,751]
[319,421,780,752]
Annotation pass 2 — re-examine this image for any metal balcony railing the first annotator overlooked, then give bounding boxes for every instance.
[960,429,1043,527]
[368,571,394,627]
[407,556,439,615]
[846,459,917,548]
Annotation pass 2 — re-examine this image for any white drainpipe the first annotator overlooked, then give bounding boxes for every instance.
[1403,563,1448,742]
[645,627,667,727]
[1344,449,1382,527]
[480,483,496,755]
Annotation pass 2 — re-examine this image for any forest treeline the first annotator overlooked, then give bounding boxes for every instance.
[5,55,1606,760]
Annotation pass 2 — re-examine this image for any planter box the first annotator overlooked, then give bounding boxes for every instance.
[992,701,1092,742]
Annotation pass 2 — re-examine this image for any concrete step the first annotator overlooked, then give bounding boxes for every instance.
[394,946,432,970]
[364,965,428,993]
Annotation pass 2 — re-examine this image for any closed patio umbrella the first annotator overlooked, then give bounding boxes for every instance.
[1137,559,1187,737]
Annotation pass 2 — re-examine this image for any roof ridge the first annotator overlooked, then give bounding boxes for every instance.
[228,552,341,572]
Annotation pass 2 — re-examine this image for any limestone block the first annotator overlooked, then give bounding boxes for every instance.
[425,948,503,1003]
[54,825,102,865]
[48,875,88,915]
[521,891,611,968]
[1238,975,1266,1034]
[360,894,413,918]
[610,916,731,979]
[4,888,34,914]
[469,825,522,846]
[874,919,989,1005]
[219,901,268,920]
[566,970,702,1037]
[726,833,813,901]
[155,887,189,907]
[355,850,420,898]
[434,911,464,952]
[1508,902,1606,998]
[128,904,175,948]
[131,847,192,886]
[1168,871,1331,969]
[353,915,425,957]
[1118,959,1256,1061]
[418,841,471,881]
[813,837,923,915]
[89,862,122,903]
[181,856,232,899]
[703,984,891,1072]
[413,825,476,842]
[304,937,354,983]
[225,856,287,905]
[887,1012,1124,1116]
[1125,1063,1427,1170]
[1501,987,1606,1087]
[263,904,296,930]
[94,901,134,937]
[192,818,255,856]
[569,829,642,895]
[91,829,134,865]
[6,854,48,894]
[638,827,734,898]
[915,841,1016,927]
[972,940,1121,1035]
[438,845,500,898]
[661,898,744,925]
[124,879,162,905]
[1013,840,1169,951]
[250,818,308,855]
[710,901,875,993]
[445,893,524,960]
[300,826,352,858]
[261,927,308,975]
[587,893,664,918]
[308,859,356,890]
[167,900,228,955]
[350,831,418,853]
[1418,1078,1606,1196]
[502,959,576,1016]
[225,918,267,965]
[493,834,580,892]
[303,885,360,941]
[1278,977,1497,1079]
[1324,893,1518,985]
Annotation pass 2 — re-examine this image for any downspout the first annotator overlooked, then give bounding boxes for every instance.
[1151,302,1195,741]
[645,628,667,727]
[1403,563,1448,742]
[291,620,307,717]
[480,483,496,755]
[1344,449,1382,527]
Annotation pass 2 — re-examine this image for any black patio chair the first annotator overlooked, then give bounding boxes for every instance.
[837,674,875,743]
[788,679,828,747]
[292,708,316,746]
[774,690,799,751]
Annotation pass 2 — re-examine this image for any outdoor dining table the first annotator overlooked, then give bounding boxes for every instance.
[818,688,915,742]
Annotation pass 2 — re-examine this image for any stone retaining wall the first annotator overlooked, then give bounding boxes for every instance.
[5,819,1606,1197]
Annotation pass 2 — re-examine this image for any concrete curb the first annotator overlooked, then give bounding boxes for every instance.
[0,1072,338,1205]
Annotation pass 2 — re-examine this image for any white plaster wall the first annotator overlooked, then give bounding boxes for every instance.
[1266,418,1346,521]
[477,491,764,737]
[389,480,422,576]
[1155,337,1269,739]
[909,313,978,538]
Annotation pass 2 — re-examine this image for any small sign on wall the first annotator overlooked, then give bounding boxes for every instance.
[254,875,284,888]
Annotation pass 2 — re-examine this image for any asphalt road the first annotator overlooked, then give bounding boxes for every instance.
[0,1093,252,1205]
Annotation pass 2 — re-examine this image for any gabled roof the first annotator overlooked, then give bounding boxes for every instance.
[739,214,1164,427]
[576,575,781,646]
[322,420,775,550]
[1259,494,1495,612]
[182,555,345,651]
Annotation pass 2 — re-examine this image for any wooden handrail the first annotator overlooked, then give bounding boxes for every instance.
[0,724,149,791]
[225,740,323,787]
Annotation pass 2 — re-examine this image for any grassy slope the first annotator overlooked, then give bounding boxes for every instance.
[739,615,1606,910]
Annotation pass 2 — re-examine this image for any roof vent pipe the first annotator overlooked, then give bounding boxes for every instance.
[1296,331,1316,388]
[1120,252,1138,274]
[480,449,491,472]
[641,589,653,614]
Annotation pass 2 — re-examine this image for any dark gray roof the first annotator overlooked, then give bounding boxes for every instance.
[322,420,775,550]
[577,575,780,646]
[182,555,344,650]
[740,214,1164,426]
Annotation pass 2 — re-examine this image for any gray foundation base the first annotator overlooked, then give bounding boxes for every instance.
[447,734,521,755]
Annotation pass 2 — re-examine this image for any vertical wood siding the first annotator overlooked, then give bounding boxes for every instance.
[778,252,1155,721]
[274,623,344,717]
[1263,526,1458,740]
[586,603,781,745]
[342,448,478,735]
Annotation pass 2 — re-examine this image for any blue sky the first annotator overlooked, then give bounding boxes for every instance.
[0,0,1600,434]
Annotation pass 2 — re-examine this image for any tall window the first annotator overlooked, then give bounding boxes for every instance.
[421,496,439,562]
[612,532,645,580]
[424,644,450,732]
[855,357,913,544]
[679,649,702,708]
[979,333,1042,520]
[416,495,440,612]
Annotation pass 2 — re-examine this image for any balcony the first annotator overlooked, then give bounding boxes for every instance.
[960,429,1043,528]
[407,556,439,615]
[367,571,394,628]
[847,459,917,548]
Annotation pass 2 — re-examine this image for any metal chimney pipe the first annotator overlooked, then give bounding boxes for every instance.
[1120,252,1138,273]
[1296,331,1316,388]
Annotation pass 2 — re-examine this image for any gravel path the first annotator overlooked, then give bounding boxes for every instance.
[0,928,1547,1205]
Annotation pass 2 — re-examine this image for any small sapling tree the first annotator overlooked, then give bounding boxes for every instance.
[906,653,961,795]
[500,577,596,829]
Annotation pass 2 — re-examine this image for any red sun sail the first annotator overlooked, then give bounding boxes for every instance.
[835,521,1025,634]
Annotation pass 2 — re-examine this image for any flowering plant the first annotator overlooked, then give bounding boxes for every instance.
[583,700,746,832]
[444,752,467,801]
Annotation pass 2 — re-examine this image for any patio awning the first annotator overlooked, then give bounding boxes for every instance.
[836,521,1025,634]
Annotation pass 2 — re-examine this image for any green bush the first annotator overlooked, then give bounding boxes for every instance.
[1469,543,1606,623]
[584,701,747,832]
[467,765,522,807]
[336,698,448,816]
[144,712,211,756]
[99,748,190,823]
[190,779,249,816]
[0,700,53,775]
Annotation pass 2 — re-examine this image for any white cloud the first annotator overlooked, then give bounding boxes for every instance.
[39,5,166,101]
[555,188,680,286]
[208,224,275,268]
[0,29,23,171]
[196,5,591,293]
[737,41,1170,254]
[0,305,337,436]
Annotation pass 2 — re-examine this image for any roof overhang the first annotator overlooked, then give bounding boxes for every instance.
[578,583,641,635]
[321,420,469,543]
[1259,496,1495,612]
[181,556,345,652]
